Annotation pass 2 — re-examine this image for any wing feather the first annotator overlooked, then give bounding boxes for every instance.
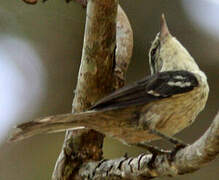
[91,70,198,111]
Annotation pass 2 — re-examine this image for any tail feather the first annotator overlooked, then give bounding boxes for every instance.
[9,108,147,144]
[9,111,101,142]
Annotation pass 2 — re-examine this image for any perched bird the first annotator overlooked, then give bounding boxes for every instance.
[9,15,209,146]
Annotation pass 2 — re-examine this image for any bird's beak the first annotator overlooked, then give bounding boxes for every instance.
[160,14,171,43]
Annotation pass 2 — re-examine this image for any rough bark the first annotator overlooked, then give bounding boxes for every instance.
[78,112,219,179]
[52,1,133,179]
[20,0,218,179]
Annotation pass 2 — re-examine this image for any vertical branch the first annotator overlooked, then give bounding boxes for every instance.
[52,1,133,179]
[72,0,118,112]
[113,5,133,89]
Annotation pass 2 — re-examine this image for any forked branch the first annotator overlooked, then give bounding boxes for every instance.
[52,0,133,179]
[19,0,218,179]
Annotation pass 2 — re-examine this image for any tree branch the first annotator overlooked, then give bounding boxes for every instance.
[19,1,218,179]
[77,112,219,179]
[52,1,133,179]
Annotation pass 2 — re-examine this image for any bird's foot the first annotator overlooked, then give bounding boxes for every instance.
[168,143,188,161]
[130,142,170,169]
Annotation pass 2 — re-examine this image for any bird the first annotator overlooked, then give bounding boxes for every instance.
[9,15,209,148]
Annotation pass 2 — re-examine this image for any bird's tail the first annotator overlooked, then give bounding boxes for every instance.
[9,110,111,142]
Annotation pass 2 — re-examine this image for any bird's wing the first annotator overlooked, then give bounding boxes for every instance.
[9,70,199,142]
[91,70,199,111]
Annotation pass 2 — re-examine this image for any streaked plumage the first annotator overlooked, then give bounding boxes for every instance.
[9,15,209,145]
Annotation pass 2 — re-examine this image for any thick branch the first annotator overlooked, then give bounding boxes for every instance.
[77,112,219,179]
[52,1,133,179]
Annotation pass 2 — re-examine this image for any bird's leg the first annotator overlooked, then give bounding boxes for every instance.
[148,129,188,161]
[149,129,188,147]
[131,129,188,166]
[132,142,170,154]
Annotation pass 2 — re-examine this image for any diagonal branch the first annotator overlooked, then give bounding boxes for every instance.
[78,112,219,179]
[18,1,218,179]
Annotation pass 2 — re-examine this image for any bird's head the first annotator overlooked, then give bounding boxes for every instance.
[149,14,199,75]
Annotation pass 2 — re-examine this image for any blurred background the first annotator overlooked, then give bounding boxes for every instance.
[0,0,218,179]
